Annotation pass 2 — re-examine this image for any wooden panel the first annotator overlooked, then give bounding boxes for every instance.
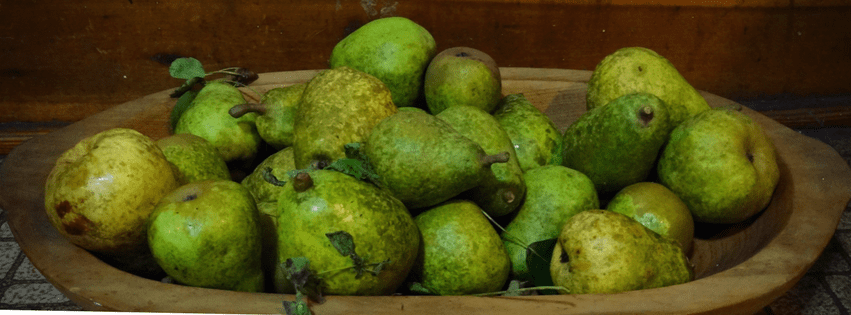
[1,0,850,124]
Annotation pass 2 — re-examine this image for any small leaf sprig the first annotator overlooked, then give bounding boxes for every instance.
[280,230,391,315]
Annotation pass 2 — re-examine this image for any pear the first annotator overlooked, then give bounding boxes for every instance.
[174,81,262,163]
[229,83,306,150]
[586,46,710,125]
[275,170,420,295]
[607,182,694,253]
[424,47,502,114]
[292,66,397,168]
[492,93,564,172]
[241,146,296,204]
[436,105,525,217]
[410,200,510,295]
[363,110,510,210]
[501,165,598,281]
[550,209,693,294]
[656,107,780,224]
[147,179,264,292]
[155,133,231,185]
[329,16,436,108]
[256,201,280,293]
[561,92,675,196]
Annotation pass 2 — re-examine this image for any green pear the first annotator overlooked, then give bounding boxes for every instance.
[174,80,262,163]
[586,46,710,125]
[657,107,780,224]
[44,128,179,274]
[147,179,264,292]
[292,66,397,169]
[550,210,693,294]
[256,201,280,293]
[607,182,694,253]
[562,92,675,196]
[425,47,502,114]
[436,105,525,217]
[241,146,296,203]
[229,83,306,150]
[275,170,420,295]
[363,110,510,210]
[410,200,510,295]
[492,93,564,172]
[502,165,598,281]
[329,16,436,108]
[156,133,231,185]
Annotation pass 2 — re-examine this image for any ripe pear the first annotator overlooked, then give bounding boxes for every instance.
[241,146,296,203]
[275,170,420,295]
[550,210,693,294]
[561,92,675,196]
[410,200,510,295]
[156,133,231,185]
[586,46,710,125]
[44,128,179,276]
[425,47,502,114]
[292,66,397,168]
[436,105,525,217]
[147,179,264,292]
[329,16,436,108]
[174,80,262,163]
[492,93,564,172]
[607,182,694,253]
[229,83,306,150]
[363,110,510,210]
[502,165,598,281]
[657,107,780,224]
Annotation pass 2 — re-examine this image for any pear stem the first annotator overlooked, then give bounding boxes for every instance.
[229,103,268,118]
[292,172,314,192]
[480,151,510,167]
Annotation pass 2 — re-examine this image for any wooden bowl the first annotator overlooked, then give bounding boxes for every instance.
[2,68,849,314]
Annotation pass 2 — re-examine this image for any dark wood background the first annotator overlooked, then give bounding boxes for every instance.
[2,0,850,155]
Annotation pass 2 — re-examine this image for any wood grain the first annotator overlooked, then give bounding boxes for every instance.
[1,68,849,314]
[2,1,850,124]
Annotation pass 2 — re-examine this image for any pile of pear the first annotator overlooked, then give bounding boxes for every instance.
[43,16,780,298]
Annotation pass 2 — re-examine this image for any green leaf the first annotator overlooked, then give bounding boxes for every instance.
[526,238,558,292]
[169,57,206,80]
[281,292,311,315]
[169,89,197,132]
[406,282,433,295]
[326,231,356,257]
[282,257,324,303]
[262,167,287,187]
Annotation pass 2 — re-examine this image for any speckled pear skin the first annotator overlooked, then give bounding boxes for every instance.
[561,92,675,195]
[411,200,511,295]
[656,107,780,224]
[502,165,598,280]
[256,83,305,150]
[329,16,436,108]
[274,170,420,295]
[147,180,264,292]
[241,146,296,204]
[44,128,180,255]
[436,105,525,217]
[492,93,564,172]
[363,110,500,210]
[174,81,262,162]
[550,209,693,294]
[586,47,710,126]
[156,133,231,185]
[292,66,397,169]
